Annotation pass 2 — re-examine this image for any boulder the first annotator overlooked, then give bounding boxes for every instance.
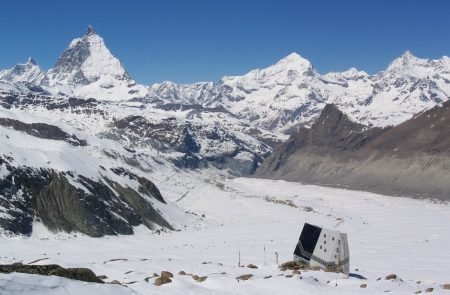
[247,264,258,269]
[160,271,173,279]
[385,274,397,280]
[154,277,172,286]
[192,275,208,282]
[236,274,253,281]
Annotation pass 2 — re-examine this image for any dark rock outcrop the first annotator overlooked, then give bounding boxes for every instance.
[255,102,450,199]
[0,263,103,283]
[0,117,87,146]
[0,158,172,237]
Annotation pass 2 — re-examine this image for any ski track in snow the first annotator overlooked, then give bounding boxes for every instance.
[1,178,449,295]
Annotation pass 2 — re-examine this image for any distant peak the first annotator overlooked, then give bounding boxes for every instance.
[387,50,423,72]
[400,50,415,60]
[26,57,37,65]
[86,25,96,36]
[273,52,314,74]
[282,52,309,63]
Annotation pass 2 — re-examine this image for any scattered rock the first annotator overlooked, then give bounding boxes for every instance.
[360,284,367,288]
[97,275,108,280]
[279,261,308,271]
[110,280,121,285]
[247,264,258,269]
[144,277,152,282]
[292,270,301,275]
[443,284,450,290]
[414,291,422,294]
[285,274,293,278]
[264,275,272,279]
[192,275,208,282]
[385,274,397,280]
[152,273,159,277]
[236,274,253,281]
[123,281,137,285]
[125,271,133,274]
[160,271,173,279]
[178,271,188,275]
[377,278,382,281]
[104,258,128,264]
[424,288,433,293]
[154,277,172,286]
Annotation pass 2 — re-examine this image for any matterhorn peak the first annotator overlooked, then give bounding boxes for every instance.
[44,26,148,101]
[86,25,96,36]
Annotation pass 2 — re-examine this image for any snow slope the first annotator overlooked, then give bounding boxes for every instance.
[0,178,449,294]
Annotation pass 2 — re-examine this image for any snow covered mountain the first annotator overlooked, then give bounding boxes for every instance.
[1,27,447,133]
[0,57,46,85]
[152,52,450,133]
[43,25,148,101]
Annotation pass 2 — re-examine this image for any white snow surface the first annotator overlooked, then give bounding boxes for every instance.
[1,178,449,294]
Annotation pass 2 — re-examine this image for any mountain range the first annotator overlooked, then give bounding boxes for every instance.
[0,26,449,236]
[1,26,449,134]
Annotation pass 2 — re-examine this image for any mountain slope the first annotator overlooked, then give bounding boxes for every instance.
[0,104,187,236]
[254,102,450,199]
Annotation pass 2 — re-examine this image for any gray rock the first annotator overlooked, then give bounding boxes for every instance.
[0,264,103,283]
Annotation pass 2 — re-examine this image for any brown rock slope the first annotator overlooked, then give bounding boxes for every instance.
[254,101,450,199]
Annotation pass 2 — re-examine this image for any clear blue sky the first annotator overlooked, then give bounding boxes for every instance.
[0,0,449,84]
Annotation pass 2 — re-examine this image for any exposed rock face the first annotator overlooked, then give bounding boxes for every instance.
[0,159,172,237]
[255,102,450,199]
[0,263,104,283]
[112,114,266,175]
[0,117,87,146]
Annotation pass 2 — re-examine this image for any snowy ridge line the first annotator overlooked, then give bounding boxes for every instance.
[1,26,449,133]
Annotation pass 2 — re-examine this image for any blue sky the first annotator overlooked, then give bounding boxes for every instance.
[0,0,449,84]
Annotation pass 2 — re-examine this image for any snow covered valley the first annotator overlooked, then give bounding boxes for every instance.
[1,178,449,294]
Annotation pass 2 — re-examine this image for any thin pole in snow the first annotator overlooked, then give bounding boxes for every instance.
[238,250,241,267]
